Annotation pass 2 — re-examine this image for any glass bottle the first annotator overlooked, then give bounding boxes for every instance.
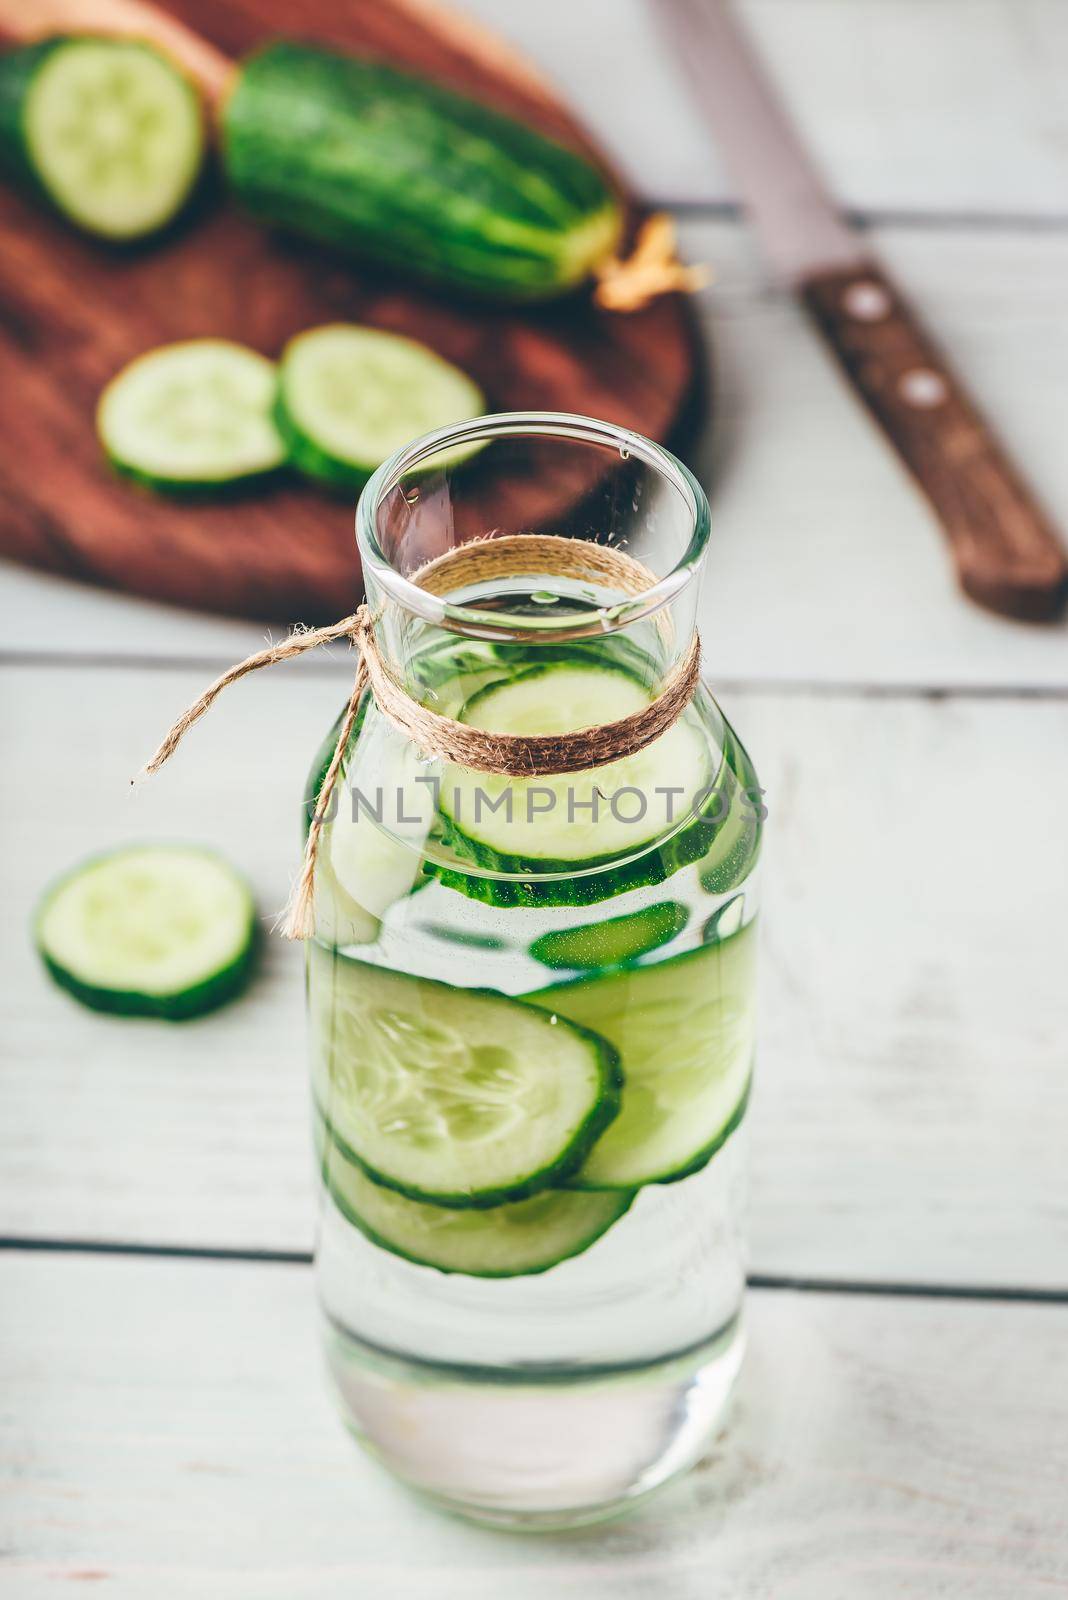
[307,413,761,1528]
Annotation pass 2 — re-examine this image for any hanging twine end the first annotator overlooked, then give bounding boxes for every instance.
[594,213,711,312]
[280,871,316,941]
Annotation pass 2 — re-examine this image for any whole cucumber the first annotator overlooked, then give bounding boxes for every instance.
[222,41,624,301]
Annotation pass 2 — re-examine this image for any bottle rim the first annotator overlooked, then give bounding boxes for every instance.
[355,411,711,642]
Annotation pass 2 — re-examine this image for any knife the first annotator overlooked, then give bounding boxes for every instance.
[659,0,1068,621]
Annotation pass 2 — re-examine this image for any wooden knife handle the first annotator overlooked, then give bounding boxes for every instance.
[802,261,1067,621]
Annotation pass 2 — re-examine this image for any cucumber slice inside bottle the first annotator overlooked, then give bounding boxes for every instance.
[97,340,287,492]
[311,851,382,952]
[529,900,689,971]
[276,324,484,493]
[304,699,378,948]
[439,661,713,876]
[317,1120,632,1277]
[410,639,511,716]
[4,38,204,240]
[698,726,763,894]
[526,920,757,1189]
[34,845,257,1019]
[702,893,747,943]
[305,696,442,947]
[325,714,437,944]
[309,944,622,1207]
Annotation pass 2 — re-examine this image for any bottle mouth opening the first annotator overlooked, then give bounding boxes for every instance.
[355,411,711,643]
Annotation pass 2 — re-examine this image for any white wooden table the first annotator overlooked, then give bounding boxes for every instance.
[3,5,1067,1594]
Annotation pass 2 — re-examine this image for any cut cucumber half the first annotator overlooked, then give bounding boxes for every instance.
[34,845,257,1019]
[526,919,756,1189]
[529,900,689,971]
[439,661,713,874]
[0,38,204,240]
[317,1119,632,1277]
[308,944,621,1207]
[98,339,287,492]
[276,324,484,493]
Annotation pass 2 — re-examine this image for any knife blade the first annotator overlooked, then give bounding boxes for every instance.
[658,0,1068,621]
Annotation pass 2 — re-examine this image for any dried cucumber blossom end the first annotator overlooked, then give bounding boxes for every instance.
[594,214,710,311]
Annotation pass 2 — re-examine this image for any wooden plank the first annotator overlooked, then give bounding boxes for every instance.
[3,217,1068,685]
[2,1251,1066,1596]
[3,662,1067,1289]
[0,559,273,665]
[739,685,1068,1287]
[460,0,1068,216]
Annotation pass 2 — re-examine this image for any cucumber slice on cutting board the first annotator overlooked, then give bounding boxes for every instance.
[34,845,257,1019]
[529,900,689,971]
[309,943,621,1207]
[97,340,287,492]
[526,919,757,1189]
[438,661,714,891]
[0,38,204,240]
[276,324,484,493]
[317,1119,632,1277]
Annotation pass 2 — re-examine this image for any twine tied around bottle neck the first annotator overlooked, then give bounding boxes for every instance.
[138,535,702,940]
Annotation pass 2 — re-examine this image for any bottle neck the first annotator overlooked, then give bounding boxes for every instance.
[365,563,701,717]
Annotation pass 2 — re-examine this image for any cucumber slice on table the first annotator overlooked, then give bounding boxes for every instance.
[437,662,714,902]
[98,340,286,492]
[0,38,204,240]
[309,943,621,1207]
[34,845,257,1019]
[277,324,484,493]
[526,919,757,1189]
[318,1120,632,1277]
[530,900,689,971]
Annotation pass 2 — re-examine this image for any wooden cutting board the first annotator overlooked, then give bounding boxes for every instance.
[0,0,706,625]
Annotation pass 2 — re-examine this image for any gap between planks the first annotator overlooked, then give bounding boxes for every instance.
[2,1236,1066,1307]
[664,199,1068,233]
[1,651,1067,701]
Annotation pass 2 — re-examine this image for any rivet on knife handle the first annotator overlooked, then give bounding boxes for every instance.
[802,262,1068,622]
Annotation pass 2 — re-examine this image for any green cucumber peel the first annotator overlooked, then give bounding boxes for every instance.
[317,1119,634,1278]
